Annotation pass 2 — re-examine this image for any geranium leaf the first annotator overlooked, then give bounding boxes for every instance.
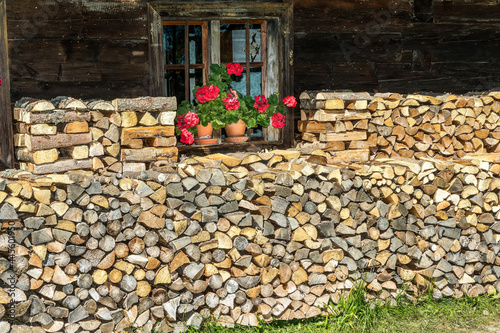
[246,118,257,128]
[269,94,279,104]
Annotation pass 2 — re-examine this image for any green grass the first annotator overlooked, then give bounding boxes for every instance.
[181,283,500,333]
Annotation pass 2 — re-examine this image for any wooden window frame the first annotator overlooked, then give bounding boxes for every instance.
[148,1,294,151]
[163,20,209,99]
[0,0,13,169]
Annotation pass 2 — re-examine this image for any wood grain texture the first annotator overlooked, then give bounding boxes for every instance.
[0,0,13,169]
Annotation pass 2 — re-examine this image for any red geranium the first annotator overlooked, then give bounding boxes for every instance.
[196,85,220,103]
[226,63,244,76]
[223,89,240,111]
[283,96,297,108]
[184,112,199,127]
[271,112,285,129]
[175,112,199,130]
[253,95,269,113]
[175,114,187,129]
[180,128,194,145]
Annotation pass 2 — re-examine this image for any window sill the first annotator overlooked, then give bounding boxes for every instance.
[177,140,284,155]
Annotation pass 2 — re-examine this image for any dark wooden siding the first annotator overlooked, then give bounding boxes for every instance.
[5,0,500,101]
[6,0,149,101]
[293,0,500,95]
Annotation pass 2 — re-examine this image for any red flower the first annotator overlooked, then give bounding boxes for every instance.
[226,63,244,76]
[196,85,220,103]
[283,96,297,108]
[271,112,285,129]
[180,128,194,145]
[223,89,240,111]
[253,95,269,113]
[176,114,188,130]
[184,111,199,127]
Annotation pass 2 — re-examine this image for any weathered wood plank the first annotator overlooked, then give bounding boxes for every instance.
[121,126,174,141]
[13,109,91,124]
[0,0,13,169]
[25,133,92,151]
[121,147,178,162]
[23,158,92,174]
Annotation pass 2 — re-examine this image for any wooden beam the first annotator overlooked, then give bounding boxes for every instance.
[282,3,294,148]
[148,4,165,97]
[0,0,13,169]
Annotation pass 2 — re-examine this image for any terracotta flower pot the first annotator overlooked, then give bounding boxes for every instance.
[225,119,247,137]
[196,123,213,138]
[195,123,217,145]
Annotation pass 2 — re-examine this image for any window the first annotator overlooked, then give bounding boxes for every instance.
[164,20,267,103]
[148,2,294,147]
[163,21,209,103]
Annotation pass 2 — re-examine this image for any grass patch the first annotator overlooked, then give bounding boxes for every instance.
[183,284,500,333]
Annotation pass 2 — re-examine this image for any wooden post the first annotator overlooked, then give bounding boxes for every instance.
[147,4,165,97]
[282,3,294,148]
[0,0,13,169]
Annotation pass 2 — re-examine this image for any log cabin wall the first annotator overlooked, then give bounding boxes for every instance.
[6,0,150,101]
[293,0,500,95]
[5,0,500,103]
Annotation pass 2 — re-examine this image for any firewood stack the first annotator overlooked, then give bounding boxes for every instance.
[113,97,178,175]
[87,99,124,174]
[13,96,178,175]
[299,91,375,163]
[299,91,500,162]
[2,150,500,332]
[14,97,93,174]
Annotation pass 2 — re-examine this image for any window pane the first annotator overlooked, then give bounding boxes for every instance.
[249,24,262,63]
[229,67,262,97]
[164,25,185,65]
[230,67,246,96]
[189,25,204,65]
[250,67,262,97]
[188,69,204,104]
[220,23,262,63]
[251,126,264,138]
[165,70,185,101]
[165,69,203,104]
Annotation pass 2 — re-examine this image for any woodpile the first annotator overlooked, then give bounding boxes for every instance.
[113,97,178,175]
[13,97,178,175]
[2,149,500,332]
[14,97,93,174]
[299,91,500,162]
[299,91,373,163]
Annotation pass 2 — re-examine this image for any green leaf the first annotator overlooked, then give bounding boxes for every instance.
[212,118,225,130]
[245,117,257,128]
[268,93,279,105]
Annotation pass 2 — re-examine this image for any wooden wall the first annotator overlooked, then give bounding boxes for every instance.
[293,0,500,95]
[6,0,150,101]
[5,0,500,102]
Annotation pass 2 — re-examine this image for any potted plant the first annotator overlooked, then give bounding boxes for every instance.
[175,63,296,144]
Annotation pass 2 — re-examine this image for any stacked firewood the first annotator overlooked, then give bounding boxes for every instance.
[2,150,500,332]
[13,97,178,175]
[299,91,500,162]
[89,97,178,175]
[299,92,374,163]
[14,97,93,174]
